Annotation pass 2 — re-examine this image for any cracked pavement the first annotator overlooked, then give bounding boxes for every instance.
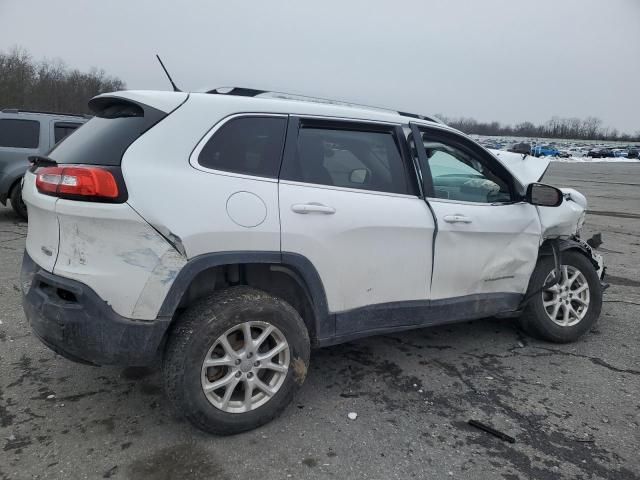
[1,162,639,479]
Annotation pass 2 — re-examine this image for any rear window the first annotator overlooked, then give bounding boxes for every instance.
[54,122,82,144]
[0,119,40,148]
[198,116,287,178]
[48,99,166,165]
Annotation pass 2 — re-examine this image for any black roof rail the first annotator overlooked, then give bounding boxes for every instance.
[1,108,89,119]
[205,87,443,124]
[208,87,267,97]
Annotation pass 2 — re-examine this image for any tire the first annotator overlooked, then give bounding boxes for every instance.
[519,250,602,343]
[10,182,27,220]
[162,286,310,435]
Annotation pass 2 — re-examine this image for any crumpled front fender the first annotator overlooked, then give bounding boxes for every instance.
[537,188,587,239]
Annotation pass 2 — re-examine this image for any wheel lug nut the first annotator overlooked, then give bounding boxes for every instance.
[247,352,253,359]
[235,359,241,365]
[247,372,253,379]
[235,371,242,378]
[254,361,260,367]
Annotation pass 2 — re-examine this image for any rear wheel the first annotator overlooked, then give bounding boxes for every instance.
[10,182,27,220]
[520,251,602,343]
[162,286,310,435]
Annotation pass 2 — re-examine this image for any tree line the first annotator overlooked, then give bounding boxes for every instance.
[436,114,640,142]
[0,47,125,115]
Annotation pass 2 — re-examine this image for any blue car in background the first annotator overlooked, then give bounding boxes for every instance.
[532,145,560,157]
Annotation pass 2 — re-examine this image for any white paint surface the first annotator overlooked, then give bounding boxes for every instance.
[428,199,541,299]
[226,191,267,228]
[22,171,59,272]
[53,200,186,320]
[280,181,435,312]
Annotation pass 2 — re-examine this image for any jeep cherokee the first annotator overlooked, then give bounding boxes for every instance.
[20,88,605,434]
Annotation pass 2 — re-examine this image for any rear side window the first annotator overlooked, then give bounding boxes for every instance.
[198,116,287,178]
[0,119,40,148]
[281,125,411,195]
[49,99,166,165]
[54,122,82,144]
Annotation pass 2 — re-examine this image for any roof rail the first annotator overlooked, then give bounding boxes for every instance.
[206,87,443,124]
[1,108,89,118]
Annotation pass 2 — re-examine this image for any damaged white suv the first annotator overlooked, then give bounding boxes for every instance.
[21,88,606,434]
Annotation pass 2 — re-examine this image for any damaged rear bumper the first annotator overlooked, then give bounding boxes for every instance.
[21,252,170,366]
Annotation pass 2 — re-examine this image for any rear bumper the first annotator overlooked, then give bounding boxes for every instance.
[21,252,171,366]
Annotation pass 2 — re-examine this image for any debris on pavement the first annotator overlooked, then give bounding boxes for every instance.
[347,412,358,420]
[468,419,516,443]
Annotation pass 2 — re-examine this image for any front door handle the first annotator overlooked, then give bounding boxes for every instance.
[443,214,472,224]
[291,203,336,215]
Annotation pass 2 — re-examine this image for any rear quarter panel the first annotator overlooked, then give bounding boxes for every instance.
[121,96,282,259]
[53,200,186,320]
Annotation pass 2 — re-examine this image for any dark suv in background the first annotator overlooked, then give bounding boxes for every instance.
[0,109,87,218]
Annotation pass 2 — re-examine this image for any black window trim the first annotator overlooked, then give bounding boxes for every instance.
[190,112,288,182]
[280,115,420,197]
[412,124,520,205]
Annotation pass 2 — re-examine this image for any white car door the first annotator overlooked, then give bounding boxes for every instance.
[412,124,542,302]
[279,118,435,335]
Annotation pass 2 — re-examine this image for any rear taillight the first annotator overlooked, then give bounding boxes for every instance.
[36,166,120,200]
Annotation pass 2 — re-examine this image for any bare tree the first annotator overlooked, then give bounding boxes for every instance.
[0,46,125,114]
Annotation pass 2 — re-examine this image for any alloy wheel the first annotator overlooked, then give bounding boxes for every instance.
[200,321,290,413]
[542,265,590,327]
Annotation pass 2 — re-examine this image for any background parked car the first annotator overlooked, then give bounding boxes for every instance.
[587,148,614,158]
[532,145,560,157]
[0,109,87,218]
[508,142,532,155]
[626,147,639,159]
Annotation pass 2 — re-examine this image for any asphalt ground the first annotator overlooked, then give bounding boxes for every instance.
[1,161,639,479]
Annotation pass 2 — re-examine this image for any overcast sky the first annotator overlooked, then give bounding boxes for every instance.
[1,0,639,133]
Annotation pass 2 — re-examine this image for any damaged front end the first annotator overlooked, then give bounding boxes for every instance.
[538,188,605,281]
[490,149,604,280]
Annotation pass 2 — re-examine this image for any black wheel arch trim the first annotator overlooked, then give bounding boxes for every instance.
[539,237,600,269]
[158,251,334,341]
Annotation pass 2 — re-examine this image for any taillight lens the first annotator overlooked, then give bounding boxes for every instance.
[36,166,119,200]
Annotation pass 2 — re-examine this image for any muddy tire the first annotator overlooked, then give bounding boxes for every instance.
[162,286,310,435]
[10,182,27,220]
[519,251,602,343]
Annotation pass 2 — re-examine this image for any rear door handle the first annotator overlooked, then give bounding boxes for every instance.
[291,203,336,214]
[443,214,472,224]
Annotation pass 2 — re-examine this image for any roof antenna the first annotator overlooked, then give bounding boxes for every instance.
[155,54,182,92]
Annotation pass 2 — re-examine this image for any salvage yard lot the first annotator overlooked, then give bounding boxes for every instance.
[1,162,639,480]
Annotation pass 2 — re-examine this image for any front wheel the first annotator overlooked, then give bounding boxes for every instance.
[162,286,310,435]
[519,251,602,343]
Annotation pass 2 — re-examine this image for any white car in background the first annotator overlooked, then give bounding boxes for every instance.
[21,88,606,434]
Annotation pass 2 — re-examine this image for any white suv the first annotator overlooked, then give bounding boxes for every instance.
[20,89,606,434]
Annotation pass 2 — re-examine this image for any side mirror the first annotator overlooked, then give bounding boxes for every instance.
[526,183,564,207]
[349,168,369,185]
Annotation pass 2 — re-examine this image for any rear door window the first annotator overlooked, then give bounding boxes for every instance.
[281,123,412,195]
[0,119,40,148]
[197,116,287,178]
